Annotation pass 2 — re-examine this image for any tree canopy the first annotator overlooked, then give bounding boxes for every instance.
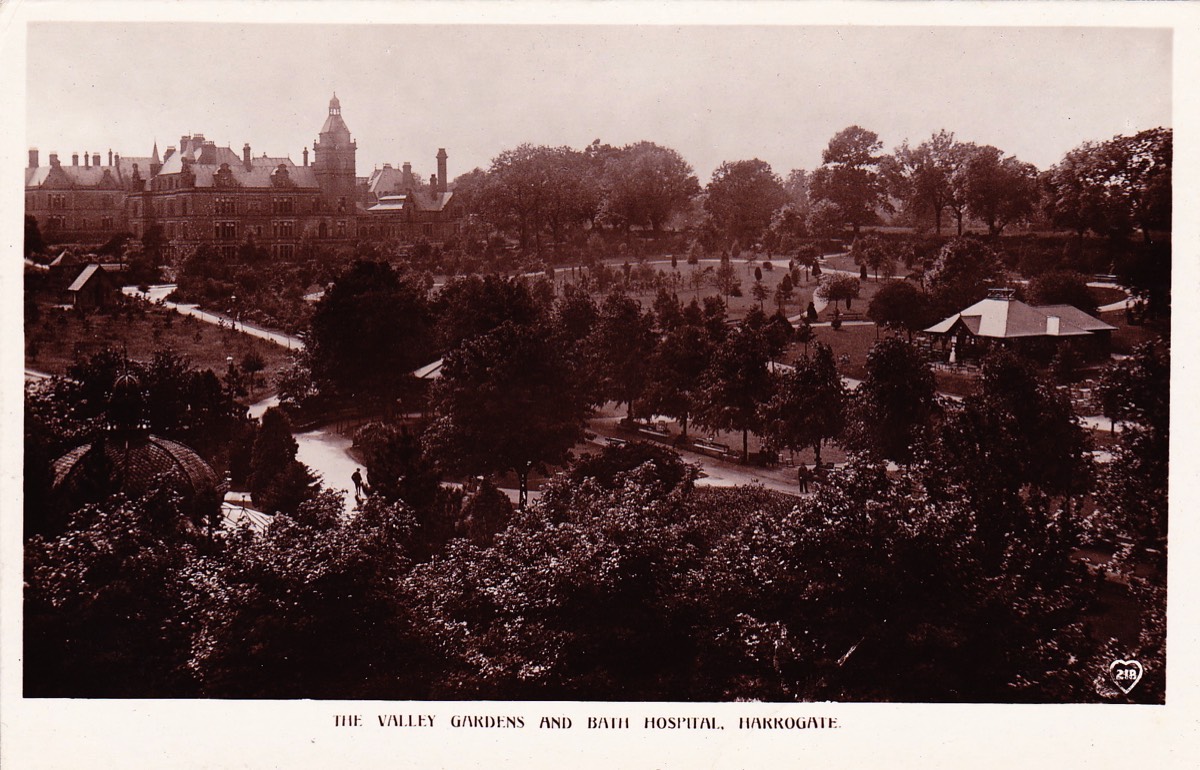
[844,337,939,464]
[426,321,592,507]
[601,141,701,232]
[307,260,434,405]
[758,343,845,465]
[809,125,890,236]
[703,159,787,246]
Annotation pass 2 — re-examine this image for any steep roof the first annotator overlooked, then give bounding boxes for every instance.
[367,164,409,196]
[408,189,454,212]
[924,297,1105,338]
[155,153,319,189]
[1035,304,1117,333]
[66,263,125,291]
[66,264,103,292]
[26,157,155,189]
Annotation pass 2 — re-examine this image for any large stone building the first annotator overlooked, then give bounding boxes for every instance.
[25,149,154,243]
[26,95,461,256]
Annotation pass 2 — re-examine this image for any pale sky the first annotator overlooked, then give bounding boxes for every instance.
[26,22,1172,186]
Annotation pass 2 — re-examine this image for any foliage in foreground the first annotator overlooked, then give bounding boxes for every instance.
[24,451,1164,703]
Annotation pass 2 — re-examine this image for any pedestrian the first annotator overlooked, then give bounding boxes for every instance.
[351,468,364,498]
[797,462,811,494]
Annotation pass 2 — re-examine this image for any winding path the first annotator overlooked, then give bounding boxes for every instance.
[122,285,305,351]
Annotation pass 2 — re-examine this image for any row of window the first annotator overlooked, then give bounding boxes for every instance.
[127,194,309,215]
[210,244,294,260]
[43,216,115,231]
[32,194,115,210]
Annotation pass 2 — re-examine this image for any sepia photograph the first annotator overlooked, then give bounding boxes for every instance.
[2,1,1195,767]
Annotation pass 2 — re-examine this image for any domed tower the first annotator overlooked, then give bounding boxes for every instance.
[313,93,357,208]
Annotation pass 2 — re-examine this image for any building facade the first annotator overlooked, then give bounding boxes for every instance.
[25,149,153,244]
[26,96,460,256]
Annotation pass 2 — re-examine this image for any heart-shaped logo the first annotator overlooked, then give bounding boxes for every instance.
[1109,659,1144,694]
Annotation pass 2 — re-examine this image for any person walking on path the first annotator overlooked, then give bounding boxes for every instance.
[351,468,364,500]
[797,462,812,494]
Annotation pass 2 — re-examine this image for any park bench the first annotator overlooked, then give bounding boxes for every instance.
[637,423,671,439]
[692,438,732,458]
[604,436,629,448]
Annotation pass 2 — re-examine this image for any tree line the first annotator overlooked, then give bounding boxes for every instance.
[445,125,1170,260]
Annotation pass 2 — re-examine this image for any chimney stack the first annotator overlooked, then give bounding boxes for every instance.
[29,148,38,168]
[302,146,309,166]
[430,173,437,190]
[1046,316,1060,335]
[108,150,113,166]
[243,143,252,171]
[49,153,60,167]
[72,153,79,166]
[114,153,121,168]
[436,148,448,194]
[402,162,413,189]
[85,153,91,168]
[93,153,101,167]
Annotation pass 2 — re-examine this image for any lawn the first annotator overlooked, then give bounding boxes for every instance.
[26,299,296,402]
[1101,309,1165,355]
[593,255,901,325]
[785,322,887,380]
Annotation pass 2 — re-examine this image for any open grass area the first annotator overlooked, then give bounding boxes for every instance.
[598,257,819,321]
[785,323,886,380]
[1101,309,1166,355]
[26,299,296,401]
[1089,285,1126,307]
[822,251,916,280]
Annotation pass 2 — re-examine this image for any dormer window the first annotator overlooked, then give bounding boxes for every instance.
[214,163,237,188]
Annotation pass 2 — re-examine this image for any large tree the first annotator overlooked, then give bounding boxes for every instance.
[1107,127,1172,245]
[887,130,968,235]
[758,343,845,465]
[1025,270,1098,315]
[959,145,1039,236]
[809,125,889,236]
[844,337,939,464]
[479,144,600,253]
[867,281,933,339]
[433,274,544,353]
[25,214,45,257]
[703,159,787,246]
[639,321,715,439]
[307,260,434,405]
[924,237,1006,313]
[587,292,657,419]
[1092,342,1169,552]
[1041,141,1118,242]
[249,407,319,516]
[602,141,700,232]
[693,323,773,462]
[927,352,1092,577]
[426,321,591,508]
